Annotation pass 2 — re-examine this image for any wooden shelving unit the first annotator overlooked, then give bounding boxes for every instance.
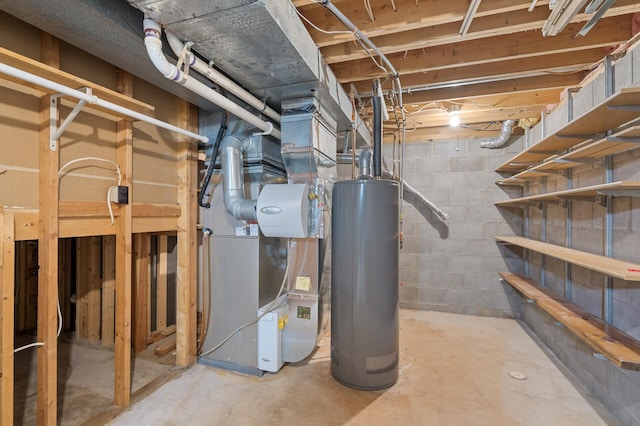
[495,181,640,207]
[499,126,640,184]
[500,272,640,371]
[496,87,640,173]
[495,236,640,281]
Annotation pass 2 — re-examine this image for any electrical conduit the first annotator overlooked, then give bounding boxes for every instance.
[143,18,281,140]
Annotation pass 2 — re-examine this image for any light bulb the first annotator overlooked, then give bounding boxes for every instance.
[449,111,460,127]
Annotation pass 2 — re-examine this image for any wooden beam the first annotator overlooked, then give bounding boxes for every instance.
[176,101,198,367]
[400,73,585,105]
[12,209,181,242]
[133,234,150,353]
[156,235,168,332]
[331,16,631,83]
[37,32,59,426]
[300,0,538,47]
[321,1,639,64]
[102,236,115,347]
[0,209,15,425]
[397,104,546,129]
[352,49,606,95]
[114,69,133,407]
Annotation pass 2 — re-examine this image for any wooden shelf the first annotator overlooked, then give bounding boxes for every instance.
[0,46,154,116]
[496,88,640,173]
[500,272,640,370]
[498,126,640,184]
[495,235,640,281]
[495,181,640,207]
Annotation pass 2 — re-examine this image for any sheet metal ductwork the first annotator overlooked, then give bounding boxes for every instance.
[220,134,257,221]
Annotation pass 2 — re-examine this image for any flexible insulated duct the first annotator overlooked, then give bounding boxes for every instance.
[480,119,516,149]
[220,134,257,221]
[143,18,281,140]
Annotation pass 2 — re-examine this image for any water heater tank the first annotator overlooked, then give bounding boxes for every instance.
[331,178,400,390]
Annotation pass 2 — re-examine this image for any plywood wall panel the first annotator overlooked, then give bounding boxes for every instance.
[0,12,41,60]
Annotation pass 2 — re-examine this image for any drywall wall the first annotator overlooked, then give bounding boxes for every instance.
[0,11,184,208]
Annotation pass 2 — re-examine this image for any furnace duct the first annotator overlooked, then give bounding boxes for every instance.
[480,119,517,149]
[219,134,257,221]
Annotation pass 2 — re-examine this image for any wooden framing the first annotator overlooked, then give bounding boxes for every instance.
[176,101,198,367]
[1,32,200,422]
[102,235,116,347]
[114,68,134,407]
[37,32,60,425]
[133,234,150,353]
[156,235,168,331]
[1,209,16,425]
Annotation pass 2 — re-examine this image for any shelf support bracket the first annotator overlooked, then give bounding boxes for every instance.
[49,88,92,151]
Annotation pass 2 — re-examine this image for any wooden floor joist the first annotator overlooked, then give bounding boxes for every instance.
[500,272,640,370]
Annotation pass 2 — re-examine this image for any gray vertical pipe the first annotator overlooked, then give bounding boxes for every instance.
[372,96,382,177]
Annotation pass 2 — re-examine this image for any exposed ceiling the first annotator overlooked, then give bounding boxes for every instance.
[2,0,640,146]
[294,0,640,142]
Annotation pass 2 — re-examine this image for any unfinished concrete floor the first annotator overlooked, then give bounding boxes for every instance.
[14,334,174,425]
[110,310,618,425]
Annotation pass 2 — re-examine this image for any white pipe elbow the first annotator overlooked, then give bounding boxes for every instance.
[143,18,180,81]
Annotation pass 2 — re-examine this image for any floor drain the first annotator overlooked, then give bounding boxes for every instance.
[508,371,527,380]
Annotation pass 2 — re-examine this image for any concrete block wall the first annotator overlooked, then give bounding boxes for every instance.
[381,138,525,318]
[514,45,640,424]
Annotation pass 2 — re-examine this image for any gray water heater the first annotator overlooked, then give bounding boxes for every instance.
[331,178,400,390]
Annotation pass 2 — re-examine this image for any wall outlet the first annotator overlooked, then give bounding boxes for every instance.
[118,186,129,204]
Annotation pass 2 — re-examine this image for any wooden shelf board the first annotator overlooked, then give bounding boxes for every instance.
[496,88,640,173]
[495,181,640,207]
[0,47,154,116]
[495,235,640,281]
[500,272,640,370]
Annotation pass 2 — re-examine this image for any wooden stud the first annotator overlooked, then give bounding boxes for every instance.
[102,236,116,347]
[176,101,198,367]
[1,209,16,425]
[58,239,72,331]
[133,234,150,353]
[76,238,89,340]
[114,69,133,407]
[87,236,102,342]
[156,235,168,331]
[37,32,60,426]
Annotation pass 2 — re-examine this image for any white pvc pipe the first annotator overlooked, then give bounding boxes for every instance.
[165,31,281,123]
[143,18,280,140]
[0,61,208,143]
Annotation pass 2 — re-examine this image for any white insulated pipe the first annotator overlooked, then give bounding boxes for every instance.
[165,31,281,123]
[0,62,208,143]
[143,18,281,140]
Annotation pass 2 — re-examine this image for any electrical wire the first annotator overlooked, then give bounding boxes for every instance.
[14,157,122,354]
[197,229,212,355]
[58,157,122,226]
[199,239,292,358]
[290,2,353,36]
